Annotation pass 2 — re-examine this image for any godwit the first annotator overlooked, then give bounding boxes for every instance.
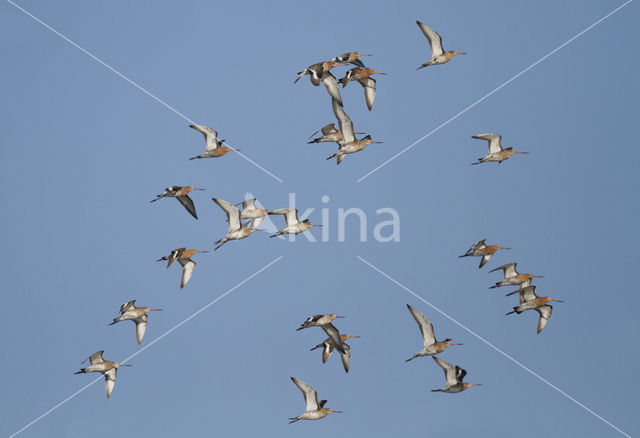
[212,197,263,250]
[506,285,563,334]
[294,61,344,106]
[489,263,542,289]
[471,133,528,165]
[297,314,346,354]
[150,186,203,219]
[310,334,360,373]
[188,124,237,159]
[459,239,510,268]
[268,208,321,238]
[156,248,207,288]
[326,98,381,164]
[331,51,371,67]
[405,304,461,362]
[289,377,342,424]
[431,356,480,393]
[338,67,385,111]
[416,21,465,69]
[108,300,161,344]
[236,197,270,220]
[74,351,131,398]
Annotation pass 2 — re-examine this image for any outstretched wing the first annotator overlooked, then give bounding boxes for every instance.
[332,98,355,145]
[291,377,319,411]
[473,133,503,154]
[407,304,436,347]
[190,124,220,151]
[417,21,444,57]
[358,77,376,111]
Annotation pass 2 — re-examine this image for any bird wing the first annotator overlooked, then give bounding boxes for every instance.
[479,254,492,268]
[455,366,468,383]
[322,323,345,354]
[213,198,242,232]
[322,340,334,363]
[357,77,376,111]
[473,133,503,154]
[269,208,299,226]
[291,377,319,411]
[179,259,195,288]
[104,368,117,398]
[120,300,136,313]
[177,195,198,219]
[407,304,436,347]
[134,314,148,344]
[321,123,337,135]
[321,72,343,107]
[190,124,220,151]
[520,286,538,304]
[83,350,105,365]
[536,305,553,334]
[332,98,355,144]
[340,343,351,373]
[433,356,457,386]
[242,198,257,210]
[472,239,487,251]
[491,263,516,277]
[417,21,444,57]
[167,248,184,268]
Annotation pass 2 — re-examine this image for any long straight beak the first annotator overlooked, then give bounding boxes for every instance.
[149,309,162,311]
[335,315,345,318]
[370,141,382,144]
[118,364,132,367]
[532,275,544,278]
[552,299,564,303]
[516,151,529,154]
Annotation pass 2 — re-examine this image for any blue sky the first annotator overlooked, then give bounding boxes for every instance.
[1,0,638,437]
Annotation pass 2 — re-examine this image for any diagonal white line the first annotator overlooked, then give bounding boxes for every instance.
[8,256,283,438]
[6,0,283,183]
[356,0,633,183]
[356,255,631,438]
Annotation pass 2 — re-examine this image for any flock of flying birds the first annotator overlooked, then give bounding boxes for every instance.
[73,20,558,424]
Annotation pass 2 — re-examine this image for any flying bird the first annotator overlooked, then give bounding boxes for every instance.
[416,21,465,69]
[310,334,360,373]
[326,98,381,164]
[431,356,480,393]
[212,197,263,250]
[506,285,563,334]
[331,51,371,67]
[74,351,131,398]
[289,377,342,424]
[490,263,542,289]
[297,314,346,354]
[459,239,510,268]
[268,208,321,238]
[108,300,161,344]
[150,186,203,219]
[188,124,237,159]
[156,248,207,288]
[405,304,461,362]
[338,67,385,110]
[471,133,528,165]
